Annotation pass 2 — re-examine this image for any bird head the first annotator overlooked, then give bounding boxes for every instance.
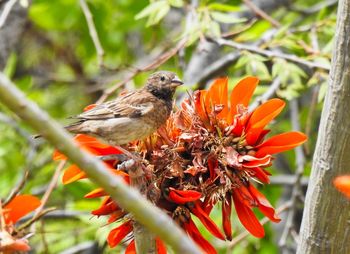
[145,71,183,101]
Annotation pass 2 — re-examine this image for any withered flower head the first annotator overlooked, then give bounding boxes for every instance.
[54,76,307,253]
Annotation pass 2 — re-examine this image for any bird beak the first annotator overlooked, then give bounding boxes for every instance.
[170,76,183,87]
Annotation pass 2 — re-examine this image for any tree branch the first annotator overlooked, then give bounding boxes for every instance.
[0,72,202,254]
[297,0,350,252]
[279,99,306,251]
[213,38,330,71]
[79,0,104,67]
[0,0,17,28]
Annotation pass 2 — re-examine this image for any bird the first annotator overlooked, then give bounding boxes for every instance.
[63,71,183,146]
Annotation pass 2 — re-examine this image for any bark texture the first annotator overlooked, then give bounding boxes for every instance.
[297,1,350,253]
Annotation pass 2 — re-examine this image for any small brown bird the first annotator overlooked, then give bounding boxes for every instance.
[65,71,183,146]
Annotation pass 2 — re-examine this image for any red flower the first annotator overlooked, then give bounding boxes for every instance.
[172,76,306,238]
[1,195,41,253]
[54,76,307,252]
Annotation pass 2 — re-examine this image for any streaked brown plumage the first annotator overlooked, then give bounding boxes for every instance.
[65,71,183,145]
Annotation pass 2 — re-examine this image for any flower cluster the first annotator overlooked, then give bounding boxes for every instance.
[54,77,307,253]
[0,195,41,253]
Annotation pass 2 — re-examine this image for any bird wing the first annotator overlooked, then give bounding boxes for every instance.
[71,91,154,120]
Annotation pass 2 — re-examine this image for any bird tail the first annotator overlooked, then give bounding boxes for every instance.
[33,121,85,139]
[64,121,85,134]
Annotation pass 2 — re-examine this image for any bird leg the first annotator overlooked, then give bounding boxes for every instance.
[98,154,129,162]
[113,145,148,194]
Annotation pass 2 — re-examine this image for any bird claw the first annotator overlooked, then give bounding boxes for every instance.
[117,159,137,172]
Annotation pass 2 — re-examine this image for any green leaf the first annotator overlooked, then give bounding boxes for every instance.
[135,1,167,20]
[208,3,240,12]
[4,53,17,78]
[168,0,183,8]
[235,20,271,42]
[207,20,221,37]
[146,3,170,26]
[235,54,250,69]
[318,81,328,103]
[210,11,246,24]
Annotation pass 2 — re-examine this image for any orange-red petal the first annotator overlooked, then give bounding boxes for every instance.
[232,190,264,238]
[205,77,229,118]
[4,195,41,224]
[245,99,285,145]
[194,90,211,130]
[247,99,285,130]
[255,132,307,157]
[123,238,166,254]
[184,219,217,254]
[230,76,259,117]
[241,154,271,168]
[53,149,67,161]
[250,167,270,183]
[168,188,202,204]
[62,164,87,184]
[156,238,167,254]
[222,194,232,241]
[248,184,280,222]
[190,201,225,240]
[84,188,107,198]
[125,240,136,254]
[92,197,120,216]
[334,175,350,199]
[107,221,133,248]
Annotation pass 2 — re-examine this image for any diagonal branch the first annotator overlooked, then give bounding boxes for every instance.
[0,72,202,254]
[213,38,330,71]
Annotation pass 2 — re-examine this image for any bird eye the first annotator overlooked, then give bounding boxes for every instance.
[160,76,165,81]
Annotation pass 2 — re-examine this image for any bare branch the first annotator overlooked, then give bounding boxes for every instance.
[270,175,308,186]
[79,0,105,67]
[213,38,330,71]
[0,72,202,254]
[3,170,29,206]
[0,0,17,28]
[243,0,281,27]
[17,207,56,231]
[279,99,306,250]
[31,160,66,221]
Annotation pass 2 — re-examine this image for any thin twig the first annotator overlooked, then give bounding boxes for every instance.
[291,0,338,15]
[227,201,291,249]
[96,37,187,103]
[279,99,306,250]
[270,175,309,186]
[59,241,97,254]
[0,72,202,254]
[191,29,276,86]
[17,207,56,231]
[0,0,17,28]
[32,160,66,220]
[79,0,105,67]
[213,38,330,71]
[243,0,281,27]
[3,170,29,206]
